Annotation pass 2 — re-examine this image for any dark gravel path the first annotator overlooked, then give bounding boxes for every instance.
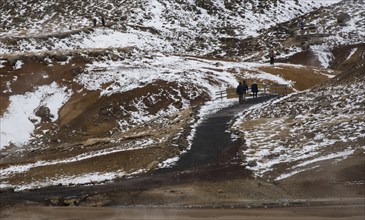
[165,95,277,172]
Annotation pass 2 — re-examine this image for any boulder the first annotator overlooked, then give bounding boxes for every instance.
[35,106,54,122]
[337,13,351,25]
[248,160,257,167]
[51,54,69,62]
[71,66,84,76]
[63,196,82,206]
[47,197,63,206]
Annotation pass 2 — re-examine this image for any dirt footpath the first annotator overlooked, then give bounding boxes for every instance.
[1,204,364,220]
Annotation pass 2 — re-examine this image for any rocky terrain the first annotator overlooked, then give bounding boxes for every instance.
[0,0,364,218]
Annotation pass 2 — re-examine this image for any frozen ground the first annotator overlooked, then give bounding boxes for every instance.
[0,0,363,197]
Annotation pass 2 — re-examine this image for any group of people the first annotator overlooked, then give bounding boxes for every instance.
[235,49,273,103]
[236,81,259,104]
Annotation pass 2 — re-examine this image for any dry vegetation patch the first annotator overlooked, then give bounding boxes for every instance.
[1,105,197,189]
[259,65,333,90]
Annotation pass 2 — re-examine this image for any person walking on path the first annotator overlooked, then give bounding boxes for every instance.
[251,82,259,98]
[236,81,248,104]
[236,82,244,104]
[269,48,275,65]
[93,17,97,27]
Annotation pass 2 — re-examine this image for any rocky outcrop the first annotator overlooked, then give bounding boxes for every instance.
[35,106,54,122]
[337,12,351,25]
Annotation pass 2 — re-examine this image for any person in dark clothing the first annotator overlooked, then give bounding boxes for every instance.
[269,48,275,65]
[236,81,248,104]
[299,20,305,30]
[101,16,105,26]
[236,82,244,104]
[251,82,259,98]
[93,18,97,27]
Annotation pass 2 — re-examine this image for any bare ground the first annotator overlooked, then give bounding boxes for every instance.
[1,96,364,219]
[1,204,365,220]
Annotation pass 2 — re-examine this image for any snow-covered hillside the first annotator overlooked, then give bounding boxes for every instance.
[0,0,364,191]
[0,0,342,55]
[2,54,327,191]
[231,47,365,180]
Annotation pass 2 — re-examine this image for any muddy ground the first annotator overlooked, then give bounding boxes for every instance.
[2,204,365,220]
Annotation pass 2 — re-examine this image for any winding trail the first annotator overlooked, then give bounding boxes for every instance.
[167,95,277,172]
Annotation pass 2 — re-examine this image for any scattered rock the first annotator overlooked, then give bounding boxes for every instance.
[319,100,331,108]
[173,101,183,109]
[51,54,69,62]
[29,118,39,123]
[248,160,257,167]
[337,12,351,25]
[215,62,223,67]
[63,196,82,206]
[100,107,113,116]
[314,95,327,102]
[47,197,63,206]
[81,194,109,207]
[7,58,18,67]
[146,161,159,171]
[0,187,15,193]
[35,106,54,122]
[71,66,84,76]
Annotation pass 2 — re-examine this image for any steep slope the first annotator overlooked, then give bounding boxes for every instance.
[231,44,364,185]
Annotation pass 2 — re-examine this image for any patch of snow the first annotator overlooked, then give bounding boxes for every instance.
[158,156,180,169]
[276,148,354,180]
[346,48,358,60]
[1,170,127,192]
[231,81,365,180]
[0,82,72,149]
[0,60,6,68]
[13,60,24,70]
[311,45,333,68]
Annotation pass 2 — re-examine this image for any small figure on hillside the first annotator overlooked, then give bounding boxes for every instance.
[236,81,249,104]
[101,16,105,26]
[299,20,305,29]
[93,17,97,27]
[251,82,259,98]
[2,20,7,30]
[269,48,275,65]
